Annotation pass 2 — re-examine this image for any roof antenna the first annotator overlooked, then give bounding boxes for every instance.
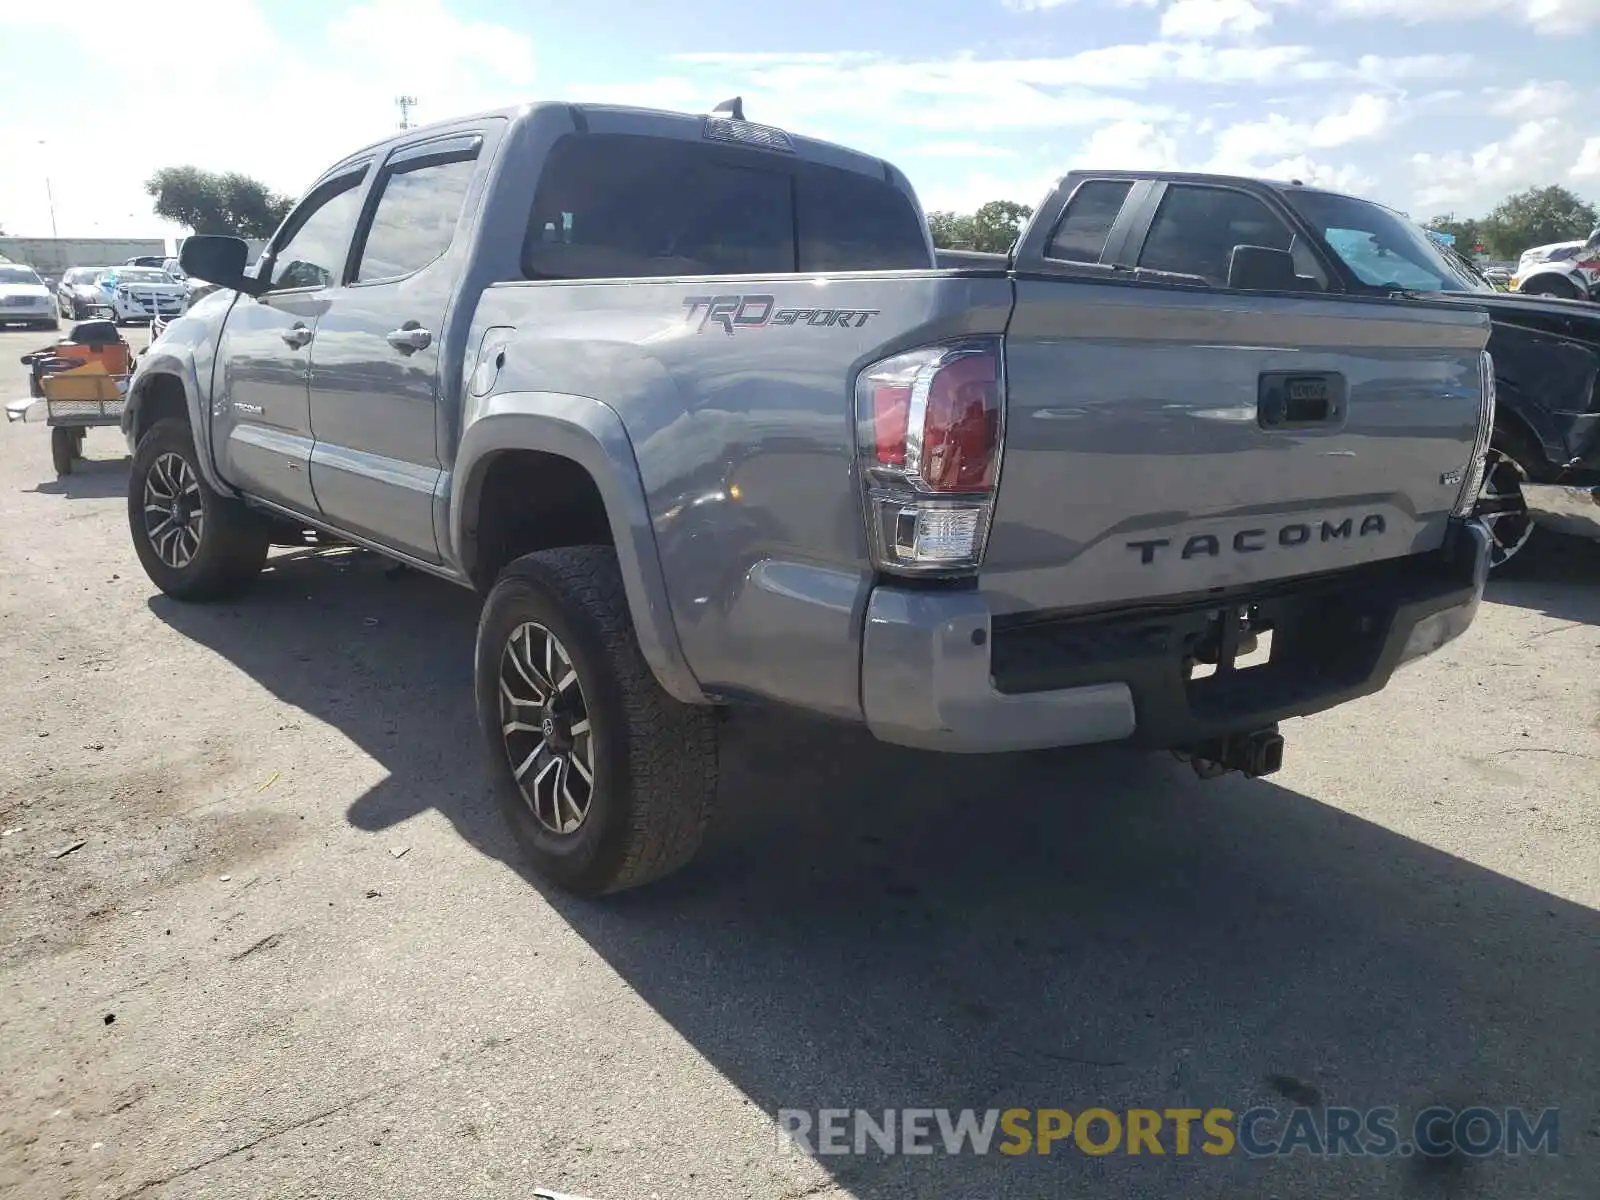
[712,96,745,121]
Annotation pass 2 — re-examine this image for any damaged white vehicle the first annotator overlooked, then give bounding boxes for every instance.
[97,266,187,325]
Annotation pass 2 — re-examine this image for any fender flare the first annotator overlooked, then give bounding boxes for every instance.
[124,349,236,497]
[451,390,708,706]
[1516,264,1589,297]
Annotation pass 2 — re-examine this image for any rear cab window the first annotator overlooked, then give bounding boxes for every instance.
[523,133,928,279]
[1045,180,1133,263]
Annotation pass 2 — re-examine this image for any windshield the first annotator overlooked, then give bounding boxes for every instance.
[0,266,42,285]
[64,268,102,285]
[1285,190,1489,294]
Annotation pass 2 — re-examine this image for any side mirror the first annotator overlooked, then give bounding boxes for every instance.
[1227,245,1301,291]
[179,235,264,296]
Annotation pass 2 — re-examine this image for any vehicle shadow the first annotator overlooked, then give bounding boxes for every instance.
[147,550,1598,1198]
[24,454,130,500]
[1487,534,1600,624]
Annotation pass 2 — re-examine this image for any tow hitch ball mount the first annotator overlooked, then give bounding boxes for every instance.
[1174,725,1285,779]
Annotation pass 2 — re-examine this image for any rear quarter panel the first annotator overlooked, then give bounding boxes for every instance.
[464,272,1012,717]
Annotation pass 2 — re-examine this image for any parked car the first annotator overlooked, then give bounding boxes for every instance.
[1388,236,1600,567]
[988,178,1597,571]
[0,264,60,330]
[1510,230,1600,300]
[124,104,1494,895]
[124,255,170,269]
[56,266,113,320]
[97,266,187,324]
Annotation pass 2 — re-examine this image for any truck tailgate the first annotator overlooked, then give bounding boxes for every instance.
[982,280,1491,615]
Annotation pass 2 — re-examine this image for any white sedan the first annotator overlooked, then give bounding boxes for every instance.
[0,264,60,330]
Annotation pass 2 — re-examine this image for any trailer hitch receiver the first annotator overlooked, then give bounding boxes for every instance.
[1175,726,1285,779]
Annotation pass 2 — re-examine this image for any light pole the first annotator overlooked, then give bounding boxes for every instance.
[38,140,58,238]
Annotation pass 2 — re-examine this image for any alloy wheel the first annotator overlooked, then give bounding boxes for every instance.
[499,621,595,835]
[142,452,205,569]
[1473,448,1534,569]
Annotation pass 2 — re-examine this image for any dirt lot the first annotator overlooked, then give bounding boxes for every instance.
[0,324,1596,1199]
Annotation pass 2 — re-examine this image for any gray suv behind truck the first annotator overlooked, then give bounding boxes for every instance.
[124,101,1496,895]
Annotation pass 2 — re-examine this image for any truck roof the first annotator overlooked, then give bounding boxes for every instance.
[1062,168,1367,206]
[324,100,900,189]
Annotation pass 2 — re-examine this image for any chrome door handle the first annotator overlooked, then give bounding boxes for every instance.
[281,323,314,349]
[386,325,432,353]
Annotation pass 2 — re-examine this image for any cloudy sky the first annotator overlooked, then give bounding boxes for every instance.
[0,0,1595,242]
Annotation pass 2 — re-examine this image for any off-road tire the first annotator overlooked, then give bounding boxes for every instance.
[1478,423,1553,576]
[128,418,270,601]
[50,427,77,475]
[475,546,718,896]
[1520,276,1581,300]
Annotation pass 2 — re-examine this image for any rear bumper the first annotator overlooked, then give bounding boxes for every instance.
[1523,483,1600,541]
[861,520,1489,753]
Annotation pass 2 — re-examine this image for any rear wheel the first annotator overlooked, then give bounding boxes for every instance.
[475,546,718,896]
[128,419,270,601]
[50,427,76,476]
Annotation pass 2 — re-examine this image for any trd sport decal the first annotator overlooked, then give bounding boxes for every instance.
[683,294,880,336]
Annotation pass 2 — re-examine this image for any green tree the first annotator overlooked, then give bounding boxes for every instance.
[1478,185,1598,259]
[145,167,294,238]
[1426,214,1485,256]
[927,210,977,249]
[971,200,1033,253]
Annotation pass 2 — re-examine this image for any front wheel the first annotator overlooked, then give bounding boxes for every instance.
[475,546,718,896]
[1521,277,1581,300]
[1472,435,1540,571]
[127,419,270,601]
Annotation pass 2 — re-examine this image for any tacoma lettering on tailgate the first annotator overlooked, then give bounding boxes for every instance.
[1126,515,1388,565]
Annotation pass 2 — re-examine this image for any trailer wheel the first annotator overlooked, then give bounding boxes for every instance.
[50,427,75,476]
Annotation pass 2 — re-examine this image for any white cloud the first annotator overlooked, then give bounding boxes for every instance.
[1572,138,1600,181]
[1160,0,1273,37]
[904,141,1019,159]
[1487,81,1578,119]
[1255,156,1375,194]
[1072,121,1185,170]
[1208,94,1394,172]
[1410,118,1595,211]
[0,0,542,238]
[1321,0,1600,33]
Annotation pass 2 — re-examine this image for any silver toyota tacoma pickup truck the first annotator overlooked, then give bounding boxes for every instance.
[124,101,1496,895]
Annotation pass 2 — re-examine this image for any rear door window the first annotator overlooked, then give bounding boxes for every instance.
[525,135,793,279]
[1135,184,1295,287]
[1046,180,1133,263]
[354,149,479,282]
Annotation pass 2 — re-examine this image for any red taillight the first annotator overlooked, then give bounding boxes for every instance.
[872,384,910,466]
[855,339,1004,575]
[920,351,999,491]
[862,343,1001,491]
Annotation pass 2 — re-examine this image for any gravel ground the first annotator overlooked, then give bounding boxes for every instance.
[0,325,1596,1200]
